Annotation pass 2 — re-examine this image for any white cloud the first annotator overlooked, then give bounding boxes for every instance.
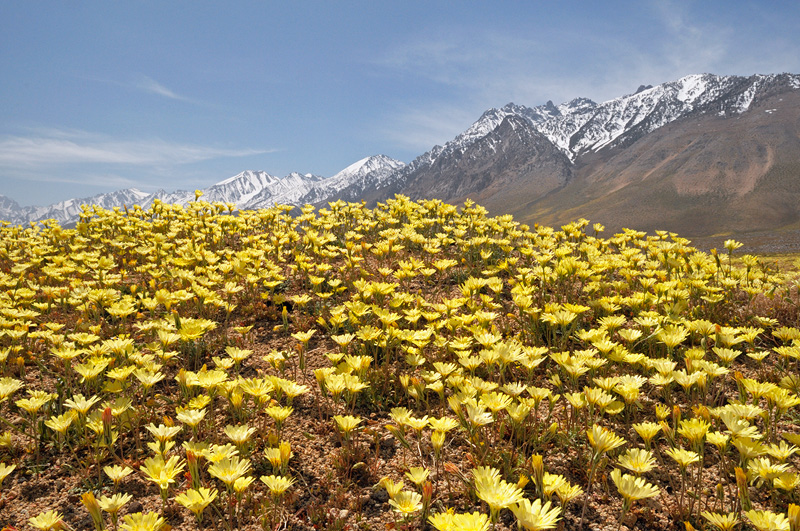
[0,129,272,168]
[376,31,549,98]
[651,1,730,75]
[371,5,800,156]
[134,75,189,101]
[380,104,481,153]
[7,170,140,189]
[375,4,800,111]
[84,74,204,104]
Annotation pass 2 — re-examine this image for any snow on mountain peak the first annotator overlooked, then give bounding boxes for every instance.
[331,155,404,181]
[675,73,711,102]
[337,156,377,177]
[201,170,283,205]
[560,97,597,113]
[428,110,494,156]
[494,73,800,159]
[296,155,406,204]
[217,170,278,187]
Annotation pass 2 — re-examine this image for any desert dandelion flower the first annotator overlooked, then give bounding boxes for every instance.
[405,466,431,488]
[610,468,659,527]
[208,455,251,492]
[29,510,66,531]
[174,487,217,523]
[701,511,739,531]
[104,464,134,490]
[745,509,790,531]
[473,466,525,524]
[119,511,166,531]
[389,489,423,516]
[617,448,657,475]
[140,454,186,501]
[98,492,133,530]
[260,474,295,499]
[510,498,562,530]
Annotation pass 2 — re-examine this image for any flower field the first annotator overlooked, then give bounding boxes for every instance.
[2,195,800,531]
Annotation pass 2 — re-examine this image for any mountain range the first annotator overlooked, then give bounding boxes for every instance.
[3,72,800,250]
[0,155,405,227]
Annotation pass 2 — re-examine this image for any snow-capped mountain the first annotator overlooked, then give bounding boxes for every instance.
[511,73,800,157]
[202,170,286,205]
[245,172,326,209]
[298,155,405,204]
[462,73,800,161]
[330,72,800,206]
[0,155,403,226]
[9,189,153,226]
[0,195,22,223]
[397,73,800,169]
[377,114,573,208]
[147,188,195,206]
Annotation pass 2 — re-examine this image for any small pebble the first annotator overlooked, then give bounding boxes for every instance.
[126,500,144,514]
[371,489,389,503]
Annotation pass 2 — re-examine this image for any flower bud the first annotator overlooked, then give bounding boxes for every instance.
[788,503,800,531]
[735,467,751,511]
[81,492,103,531]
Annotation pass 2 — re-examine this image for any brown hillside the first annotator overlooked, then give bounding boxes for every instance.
[515,90,800,242]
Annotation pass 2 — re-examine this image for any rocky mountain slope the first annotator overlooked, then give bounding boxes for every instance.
[524,89,800,237]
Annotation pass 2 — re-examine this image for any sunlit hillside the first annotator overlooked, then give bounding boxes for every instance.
[2,195,800,531]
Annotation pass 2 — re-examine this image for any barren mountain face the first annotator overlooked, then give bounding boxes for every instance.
[524,89,800,240]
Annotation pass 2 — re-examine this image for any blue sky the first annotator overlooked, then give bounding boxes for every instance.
[2,1,799,206]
